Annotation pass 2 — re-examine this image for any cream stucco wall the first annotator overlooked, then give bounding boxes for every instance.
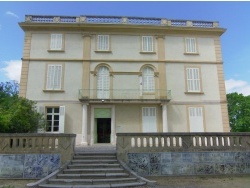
[26,61,82,101]
[166,63,221,101]
[165,36,216,62]
[30,33,83,59]
[91,35,158,60]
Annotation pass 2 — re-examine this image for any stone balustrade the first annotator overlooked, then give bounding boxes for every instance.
[0,133,76,165]
[116,132,250,162]
[24,15,219,28]
[117,133,250,176]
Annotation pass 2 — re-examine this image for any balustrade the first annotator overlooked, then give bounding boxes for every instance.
[0,133,76,165]
[24,15,219,28]
[117,133,250,161]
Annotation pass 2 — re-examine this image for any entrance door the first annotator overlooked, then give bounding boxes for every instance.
[97,118,111,143]
[142,107,157,132]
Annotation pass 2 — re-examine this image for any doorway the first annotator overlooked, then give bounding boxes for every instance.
[96,118,111,143]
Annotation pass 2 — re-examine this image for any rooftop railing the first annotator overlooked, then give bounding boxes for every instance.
[24,15,219,28]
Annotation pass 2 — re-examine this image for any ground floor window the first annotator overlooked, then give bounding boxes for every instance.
[45,106,65,133]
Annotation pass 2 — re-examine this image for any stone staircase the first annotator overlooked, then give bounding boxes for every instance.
[37,152,147,188]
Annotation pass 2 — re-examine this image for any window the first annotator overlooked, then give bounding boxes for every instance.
[46,106,65,133]
[50,34,63,51]
[188,107,204,132]
[142,36,153,52]
[185,38,197,53]
[97,35,110,51]
[142,67,155,92]
[97,66,110,99]
[46,64,62,90]
[186,67,201,92]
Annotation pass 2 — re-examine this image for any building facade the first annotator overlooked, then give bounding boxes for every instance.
[19,15,230,145]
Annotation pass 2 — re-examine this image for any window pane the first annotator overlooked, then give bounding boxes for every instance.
[54,108,60,113]
[47,108,52,113]
[54,115,59,120]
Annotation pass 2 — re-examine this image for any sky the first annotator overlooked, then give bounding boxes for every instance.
[1,1,250,95]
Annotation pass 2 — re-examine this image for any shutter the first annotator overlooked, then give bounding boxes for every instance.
[97,66,110,99]
[98,35,109,51]
[53,65,62,90]
[46,65,54,90]
[142,36,153,52]
[189,107,204,132]
[46,65,62,90]
[142,67,155,92]
[186,38,196,53]
[142,107,157,132]
[59,106,65,133]
[186,68,200,92]
[37,106,45,133]
[50,34,63,50]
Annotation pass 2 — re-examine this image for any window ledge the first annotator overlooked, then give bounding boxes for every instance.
[140,51,156,54]
[95,50,112,53]
[184,52,199,55]
[185,91,204,94]
[43,90,65,93]
[48,50,65,53]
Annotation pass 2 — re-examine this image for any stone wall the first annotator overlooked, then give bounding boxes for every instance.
[117,133,250,176]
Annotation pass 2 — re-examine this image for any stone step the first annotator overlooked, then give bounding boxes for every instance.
[39,181,146,188]
[68,163,120,169]
[75,152,116,156]
[56,172,130,179]
[71,159,118,164]
[48,177,138,185]
[73,155,117,160]
[63,168,125,174]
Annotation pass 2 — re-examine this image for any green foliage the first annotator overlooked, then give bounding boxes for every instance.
[227,92,250,132]
[0,81,45,133]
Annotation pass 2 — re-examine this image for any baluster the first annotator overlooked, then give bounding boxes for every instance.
[131,137,135,147]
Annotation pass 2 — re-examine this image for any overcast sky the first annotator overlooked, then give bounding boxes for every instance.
[1,1,250,95]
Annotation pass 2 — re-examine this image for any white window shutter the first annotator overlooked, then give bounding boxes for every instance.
[189,107,204,132]
[98,35,109,51]
[50,34,63,50]
[37,106,45,133]
[185,38,197,53]
[142,107,157,132]
[59,106,65,133]
[142,36,153,52]
[97,66,110,99]
[142,67,155,92]
[46,65,62,90]
[186,68,200,92]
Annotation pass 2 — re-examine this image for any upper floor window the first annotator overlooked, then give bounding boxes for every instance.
[46,64,62,90]
[50,34,63,51]
[185,38,197,54]
[97,66,110,99]
[142,67,155,92]
[186,67,201,92]
[142,36,154,52]
[97,35,110,51]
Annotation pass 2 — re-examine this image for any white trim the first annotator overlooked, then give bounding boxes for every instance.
[162,104,168,132]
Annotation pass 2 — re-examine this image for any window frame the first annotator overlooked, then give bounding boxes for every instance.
[44,63,64,92]
[184,37,199,55]
[96,35,111,52]
[48,33,65,52]
[185,66,203,94]
[141,36,155,53]
[45,106,65,133]
[46,107,60,133]
[142,66,155,93]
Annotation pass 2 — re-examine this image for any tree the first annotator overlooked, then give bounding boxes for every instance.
[0,81,45,133]
[227,92,250,132]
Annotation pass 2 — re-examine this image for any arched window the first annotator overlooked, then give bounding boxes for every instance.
[97,66,110,99]
[142,67,155,92]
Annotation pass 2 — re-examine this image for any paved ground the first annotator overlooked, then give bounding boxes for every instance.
[1,175,250,188]
[1,145,250,188]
